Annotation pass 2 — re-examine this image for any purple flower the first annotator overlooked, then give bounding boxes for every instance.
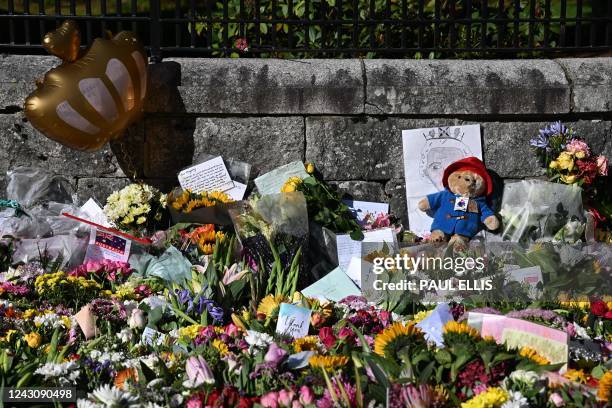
[185,355,215,386]
[264,343,288,366]
[207,304,225,322]
[175,289,192,305]
[506,308,566,328]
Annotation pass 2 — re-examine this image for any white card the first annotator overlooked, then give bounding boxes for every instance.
[178,156,235,194]
[80,198,110,227]
[454,197,469,212]
[225,181,248,201]
[275,303,312,339]
[336,227,397,272]
[344,257,376,288]
[254,161,309,195]
[84,228,132,263]
[141,327,166,346]
[342,199,389,224]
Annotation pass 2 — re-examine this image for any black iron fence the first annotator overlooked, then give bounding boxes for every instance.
[1,1,611,60]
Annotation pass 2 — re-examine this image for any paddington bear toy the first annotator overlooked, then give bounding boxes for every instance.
[418,156,499,248]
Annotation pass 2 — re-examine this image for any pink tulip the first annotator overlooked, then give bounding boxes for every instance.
[299,386,314,405]
[278,389,295,406]
[185,355,215,386]
[260,391,279,408]
[264,343,288,365]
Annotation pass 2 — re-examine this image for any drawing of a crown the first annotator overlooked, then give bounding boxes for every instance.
[423,127,465,142]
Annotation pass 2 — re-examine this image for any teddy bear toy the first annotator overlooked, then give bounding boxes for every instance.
[418,156,499,248]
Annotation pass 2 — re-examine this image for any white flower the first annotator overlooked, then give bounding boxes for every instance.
[244,330,273,348]
[501,391,529,408]
[117,328,133,343]
[128,308,147,330]
[572,322,590,339]
[35,362,80,385]
[509,370,540,386]
[77,399,104,408]
[89,384,140,407]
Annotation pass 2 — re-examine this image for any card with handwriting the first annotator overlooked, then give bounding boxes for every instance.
[275,303,312,338]
[254,161,309,195]
[301,267,361,302]
[178,156,235,193]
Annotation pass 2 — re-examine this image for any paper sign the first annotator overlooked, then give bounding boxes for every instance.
[275,303,312,338]
[85,228,132,263]
[342,200,389,225]
[416,303,454,347]
[254,161,309,195]
[468,312,568,366]
[80,198,110,227]
[505,266,543,299]
[345,257,375,288]
[141,327,166,346]
[178,156,235,194]
[74,304,98,339]
[301,267,361,302]
[336,227,397,272]
[225,181,248,201]
[402,125,483,236]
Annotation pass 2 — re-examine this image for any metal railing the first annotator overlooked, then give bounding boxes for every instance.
[1,0,611,60]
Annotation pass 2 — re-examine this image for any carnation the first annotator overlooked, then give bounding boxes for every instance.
[565,139,590,158]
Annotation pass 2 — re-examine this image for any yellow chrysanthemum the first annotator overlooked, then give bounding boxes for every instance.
[374,322,422,356]
[212,338,229,356]
[597,371,612,402]
[293,336,319,352]
[413,309,433,323]
[256,294,287,316]
[564,369,589,384]
[519,347,550,365]
[280,176,303,193]
[443,321,480,339]
[461,387,508,408]
[308,354,349,370]
[178,324,202,339]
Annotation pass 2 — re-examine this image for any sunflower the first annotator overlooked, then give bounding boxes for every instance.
[519,347,550,365]
[308,354,349,370]
[374,321,422,357]
[293,336,319,352]
[564,368,589,384]
[442,321,480,339]
[597,371,612,402]
[256,294,288,316]
[212,338,230,356]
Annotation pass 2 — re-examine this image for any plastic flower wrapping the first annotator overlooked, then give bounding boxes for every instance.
[0,154,609,408]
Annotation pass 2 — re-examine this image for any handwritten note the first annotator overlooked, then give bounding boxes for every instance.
[344,257,375,288]
[85,228,131,263]
[275,303,312,338]
[225,181,248,201]
[301,267,361,302]
[336,227,397,272]
[178,156,235,194]
[343,200,389,225]
[254,161,309,195]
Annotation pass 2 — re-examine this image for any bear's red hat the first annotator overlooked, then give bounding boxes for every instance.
[442,156,493,196]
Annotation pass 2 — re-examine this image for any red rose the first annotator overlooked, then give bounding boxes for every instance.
[319,327,337,348]
[604,311,612,320]
[590,300,608,317]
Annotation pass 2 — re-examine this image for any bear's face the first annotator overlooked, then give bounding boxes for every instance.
[447,170,486,197]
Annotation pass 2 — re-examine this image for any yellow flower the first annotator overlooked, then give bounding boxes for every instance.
[212,338,230,356]
[231,312,248,331]
[305,162,315,174]
[443,321,480,339]
[281,176,303,193]
[24,332,42,348]
[597,371,612,402]
[549,161,559,169]
[575,150,586,159]
[560,173,578,184]
[564,369,589,384]
[0,330,17,343]
[374,322,422,356]
[256,294,287,316]
[23,309,38,320]
[461,387,508,408]
[293,336,319,352]
[556,151,574,171]
[178,324,202,339]
[413,309,433,323]
[308,354,349,370]
[519,346,550,365]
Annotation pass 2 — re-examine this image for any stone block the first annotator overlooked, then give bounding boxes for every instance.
[328,181,387,202]
[557,58,612,113]
[364,59,570,115]
[162,58,364,114]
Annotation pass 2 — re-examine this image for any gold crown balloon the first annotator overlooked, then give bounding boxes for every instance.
[25,20,148,151]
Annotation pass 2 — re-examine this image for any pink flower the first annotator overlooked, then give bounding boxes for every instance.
[225,323,240,337]
[337,327,354,342]
[291,402,303,408]
[185,356,215,386]
[260,391,279,408]
[235,37,249,52]
[318,327,336,349]
[549,392,565,407]
[299,386,314,405]
[264,343,288,365]
[566,139,590,158]
[278,389,295,406]
[596,155,608,176]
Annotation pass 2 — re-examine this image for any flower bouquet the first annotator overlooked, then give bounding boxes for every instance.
[166,187,241,226]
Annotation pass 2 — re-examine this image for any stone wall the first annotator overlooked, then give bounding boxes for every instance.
[1,55,611,226]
